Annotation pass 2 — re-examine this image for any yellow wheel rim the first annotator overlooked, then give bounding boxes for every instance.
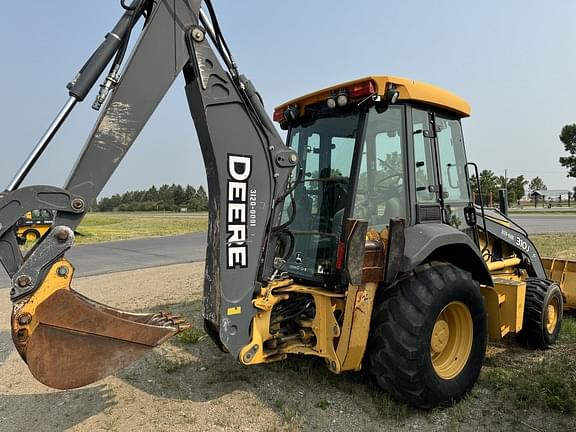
[546,297,559,334]
[26,232,38,242]
[431,301,473,380]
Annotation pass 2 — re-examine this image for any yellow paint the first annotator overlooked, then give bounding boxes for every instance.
[11,259,74,348]
[430,301,473,380]
[275,75,470,118]
[486,257,521,272]
[547,297,559,334]
[481,278,526,340]
[239,279,378,373]
[339,282,378,371]
[227,306,242,316]
[15,224,51,242]
[542,257,576,311]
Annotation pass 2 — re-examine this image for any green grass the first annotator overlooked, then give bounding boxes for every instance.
[175,327,205,345]
[146,352,190,373]
[480,229,576,415]
[560,316,576,344]
[74,212,207,244]
[481,353,576,413]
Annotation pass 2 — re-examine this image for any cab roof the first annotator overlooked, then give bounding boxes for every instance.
[274,75,471,118]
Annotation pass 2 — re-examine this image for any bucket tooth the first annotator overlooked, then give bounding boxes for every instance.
[11,259,189,389]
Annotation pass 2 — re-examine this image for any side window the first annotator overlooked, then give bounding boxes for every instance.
[412,109,435,202]
[435,116,472,235]
[331,137,355,178]
[436,117,469,203]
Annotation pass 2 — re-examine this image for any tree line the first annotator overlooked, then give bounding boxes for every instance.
[96,184,208,212]
[470,172,548,205]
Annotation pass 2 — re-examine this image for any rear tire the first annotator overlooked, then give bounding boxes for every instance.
[517,278,563,349]
[367,262,487,408]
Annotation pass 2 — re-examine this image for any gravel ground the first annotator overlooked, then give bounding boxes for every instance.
[0,263,575,432]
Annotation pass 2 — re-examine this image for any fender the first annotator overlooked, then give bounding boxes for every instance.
[401,223,493,286]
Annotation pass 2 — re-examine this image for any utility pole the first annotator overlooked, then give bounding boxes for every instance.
[504,168,508,207]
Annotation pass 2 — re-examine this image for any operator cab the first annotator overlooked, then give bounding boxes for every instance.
[274,76,474,285]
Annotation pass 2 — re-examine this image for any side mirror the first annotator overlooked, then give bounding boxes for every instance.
[464,205,477,227]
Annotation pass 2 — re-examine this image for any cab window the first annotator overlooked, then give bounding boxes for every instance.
[353,105,406,230]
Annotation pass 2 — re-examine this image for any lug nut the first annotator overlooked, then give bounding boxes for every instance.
[16,275,31,288]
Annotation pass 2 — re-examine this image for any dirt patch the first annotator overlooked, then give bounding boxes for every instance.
[1,263,575,431]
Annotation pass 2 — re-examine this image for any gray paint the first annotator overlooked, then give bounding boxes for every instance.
[0,0,295,358]
[11,226,74,300]
[0,186,83,276]
[402,223,492,285]
[64,0,201,215]
[184,23,295,355]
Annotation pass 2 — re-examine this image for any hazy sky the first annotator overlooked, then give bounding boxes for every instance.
[1,1,576,197]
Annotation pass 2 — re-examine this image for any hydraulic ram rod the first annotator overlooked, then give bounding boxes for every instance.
[6,97,78,192]
[5,3,144,192]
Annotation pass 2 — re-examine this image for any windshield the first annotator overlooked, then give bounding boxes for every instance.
[282,111,360,282]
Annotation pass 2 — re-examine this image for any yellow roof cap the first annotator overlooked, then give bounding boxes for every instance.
[275,75,470,118]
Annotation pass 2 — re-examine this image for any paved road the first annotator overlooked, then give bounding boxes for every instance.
[0,232,207,289]
[0,215,573,289]
[510,215,576,234]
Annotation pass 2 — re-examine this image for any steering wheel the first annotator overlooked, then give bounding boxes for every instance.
[374,172,402,193]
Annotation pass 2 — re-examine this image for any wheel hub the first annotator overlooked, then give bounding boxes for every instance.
[431,319,449,353]
[546,298,559,334]
[430,301,473,380]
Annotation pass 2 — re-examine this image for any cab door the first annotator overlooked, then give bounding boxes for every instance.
[410,107,475,239]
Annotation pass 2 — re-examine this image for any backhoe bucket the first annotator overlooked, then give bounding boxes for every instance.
[542,257,576,311]
[11,259,189,389]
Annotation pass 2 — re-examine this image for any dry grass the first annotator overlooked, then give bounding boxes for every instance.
[74,212,208,244]
[531,233,576,259]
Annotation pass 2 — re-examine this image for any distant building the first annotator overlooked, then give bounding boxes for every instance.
[528,189,571,200]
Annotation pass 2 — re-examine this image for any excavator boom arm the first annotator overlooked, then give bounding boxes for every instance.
[0,0,296,388]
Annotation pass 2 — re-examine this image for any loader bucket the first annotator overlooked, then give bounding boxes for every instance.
[11,259,189,389]
[542,257,576,311]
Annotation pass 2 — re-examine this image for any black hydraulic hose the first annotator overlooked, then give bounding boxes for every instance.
[280,229,295,262]
[68,3,145,101]
[203,0,238,75]
[110,0,145,73]
[275,164,304,205]
[121,0,138,10]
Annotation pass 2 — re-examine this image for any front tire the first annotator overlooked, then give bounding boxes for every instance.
[517,278,563,349]
[367,262,487,408]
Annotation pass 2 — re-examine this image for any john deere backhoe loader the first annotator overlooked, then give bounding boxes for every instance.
[1,0,574,409]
